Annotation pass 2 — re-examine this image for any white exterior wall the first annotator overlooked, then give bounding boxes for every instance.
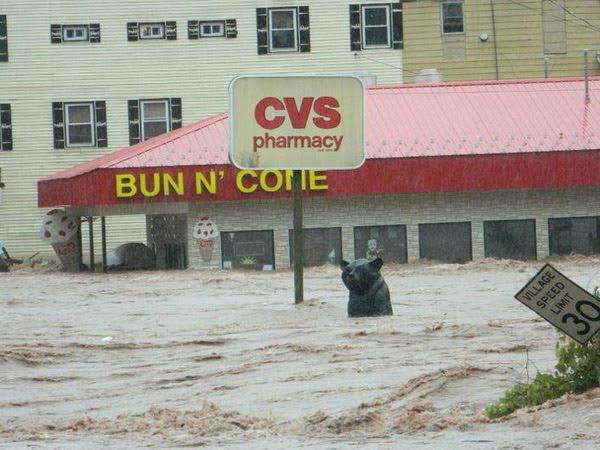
[0,1,403,258]
[187,187,600,269]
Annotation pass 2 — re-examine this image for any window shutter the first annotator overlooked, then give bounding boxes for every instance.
[349,5,361,51]
[298,6,310,53]
[256,8,268,55]
[127,22,138,41]
[170,98,182,130]
[94,101,107,147]
[128,100,140,145]
[89,23,101,43]
[52,102,65,149]
[50,24,62,44]
[188,20,199,39]
[0,103,12,151]
[225,19,237,38]
[0,15,7,61]
[165,21,177,40]
[391,3,403,49]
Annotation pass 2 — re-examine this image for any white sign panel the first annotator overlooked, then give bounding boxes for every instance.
[229,74,365,170]
[514,264,600,344]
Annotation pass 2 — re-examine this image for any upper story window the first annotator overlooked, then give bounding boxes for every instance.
[441,1,465,34]
[256,6,310,55]
[201,22,224,37]
[0,15,8,62]
[51,24,101,43]
[52,101,107,149]
[0,103,12,151]
[188,19,237,39]
[362,5,391,48]
[140,23,164,39]
[63,25,88,41]
[127,98,182,145]
[350,3,403,51]
[127,21,177,41]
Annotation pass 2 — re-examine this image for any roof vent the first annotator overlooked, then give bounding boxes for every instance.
[415,68,444,84]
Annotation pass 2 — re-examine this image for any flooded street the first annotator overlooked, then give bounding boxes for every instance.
[2,257,600,449]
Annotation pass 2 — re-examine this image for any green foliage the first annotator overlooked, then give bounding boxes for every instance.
[485,287,600,420]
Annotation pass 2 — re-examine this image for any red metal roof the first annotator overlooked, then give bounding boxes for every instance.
[38,77,600,207]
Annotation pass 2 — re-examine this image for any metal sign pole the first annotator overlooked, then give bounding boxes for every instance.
[293,169,304,304]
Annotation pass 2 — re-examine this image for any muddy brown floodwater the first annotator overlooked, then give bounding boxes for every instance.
[1,256,600,449]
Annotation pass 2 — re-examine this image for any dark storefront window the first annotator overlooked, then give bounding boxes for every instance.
[419,222,472,263]
[484,219,537,261]
[353,225,407,263]
[221,230,275,270]
[289,227,342,267]
[549,217,600,256]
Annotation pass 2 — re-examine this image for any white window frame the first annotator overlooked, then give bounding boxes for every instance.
[268,8,298,53]
[140,100,170,141]
[62,25,89,42]
[200,21,225,37]
[65,102,95,147]
[441,1,465,35]
[139,23,165,39]
[361,4,391,49]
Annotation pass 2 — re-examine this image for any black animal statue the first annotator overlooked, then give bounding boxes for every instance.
[341,257,393,317]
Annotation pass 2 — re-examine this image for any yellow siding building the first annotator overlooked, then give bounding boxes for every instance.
[403,0,600,82]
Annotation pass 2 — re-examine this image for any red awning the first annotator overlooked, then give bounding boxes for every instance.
[38,78,600,208]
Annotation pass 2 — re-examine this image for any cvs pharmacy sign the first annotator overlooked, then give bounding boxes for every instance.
[229,75,365,170]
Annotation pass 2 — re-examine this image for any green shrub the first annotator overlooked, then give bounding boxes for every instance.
[485,288,600,420]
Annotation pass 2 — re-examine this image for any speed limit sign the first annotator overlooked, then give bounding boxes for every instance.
[515,264,600,345]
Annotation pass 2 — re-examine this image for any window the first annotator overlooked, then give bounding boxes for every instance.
[127,22,177,41]
[141,100,168,141]
[349,3,403,51]
[441,1,464,34]
[127,98,182,145]
[65,103,94,146]
[63,25,88,41]
[289,227,342,267]
[549,217,600,256]
[188,19,237,39]
[51,24,100,43]
[201,21,224,37]
[0,103,12,151]
[256,6,310,54]
[362,5,390,48]
[484,219,537,261]
[0,15,7,62]
[354,225,407,263]
[140,23,164,39]
[221,230,275,270]
[52,101,107,149]
[419,222,472,263]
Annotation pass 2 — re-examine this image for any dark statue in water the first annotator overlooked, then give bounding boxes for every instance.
[341,258,393,317]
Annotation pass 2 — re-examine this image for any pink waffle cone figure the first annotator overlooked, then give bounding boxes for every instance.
[40,209,81,271]
[193,217,219,263]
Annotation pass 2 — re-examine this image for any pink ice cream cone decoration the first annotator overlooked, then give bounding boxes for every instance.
[193,217,219,263]
[40,209,81,271]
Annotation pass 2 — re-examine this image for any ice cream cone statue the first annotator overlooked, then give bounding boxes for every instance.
[40,209,81,271]
[193,217,219,263]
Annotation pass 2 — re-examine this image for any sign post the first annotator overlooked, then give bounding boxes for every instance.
[515,263,600,344]
[229,74,365,303]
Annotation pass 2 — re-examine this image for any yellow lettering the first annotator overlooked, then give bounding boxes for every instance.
[140,173,161,197]
[236,170,258,194]
[309,171,328,190]
[195,171,218,195]
[260,170,283,193]
[115,174,137,198]
[164,172,184,196]
[284,170,307,191]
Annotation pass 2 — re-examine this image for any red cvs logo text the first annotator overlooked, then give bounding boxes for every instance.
[254,97,341,130]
